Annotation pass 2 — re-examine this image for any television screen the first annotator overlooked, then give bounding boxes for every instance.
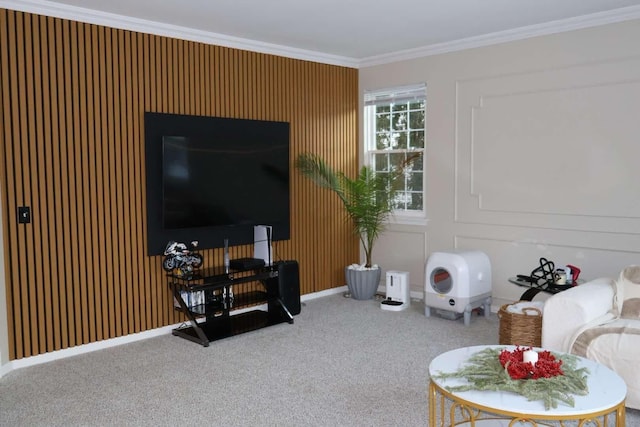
[162,135,289,229]
[144,112,290,256]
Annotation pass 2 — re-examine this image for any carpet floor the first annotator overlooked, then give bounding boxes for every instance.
[1,293,638,426]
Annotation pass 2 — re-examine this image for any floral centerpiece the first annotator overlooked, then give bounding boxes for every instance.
[499,346,563,379]
[432,346,589,409]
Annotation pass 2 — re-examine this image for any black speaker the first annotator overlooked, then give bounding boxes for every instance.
[275,260,301,315]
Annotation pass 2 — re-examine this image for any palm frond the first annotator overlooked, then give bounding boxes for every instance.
[295,153,348,204]
[296,152,419,267]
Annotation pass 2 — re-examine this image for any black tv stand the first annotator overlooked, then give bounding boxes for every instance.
[168,260,299,346]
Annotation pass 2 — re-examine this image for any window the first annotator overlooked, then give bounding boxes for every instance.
[364,84,426,219]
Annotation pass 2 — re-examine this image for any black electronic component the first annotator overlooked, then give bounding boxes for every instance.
[273,260,301,316]
[230,257,265,270]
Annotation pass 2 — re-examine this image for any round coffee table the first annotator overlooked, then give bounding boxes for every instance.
[428,345,627,426]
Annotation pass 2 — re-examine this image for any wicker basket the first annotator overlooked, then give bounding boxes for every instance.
[498,302,542,347]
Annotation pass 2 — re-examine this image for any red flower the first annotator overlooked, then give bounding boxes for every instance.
[499,347,563,380]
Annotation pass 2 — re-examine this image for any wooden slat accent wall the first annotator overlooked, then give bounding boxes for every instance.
[0,9,359,360]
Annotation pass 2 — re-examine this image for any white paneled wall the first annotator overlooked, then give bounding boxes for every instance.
[457,60,640,227]
[361,19,640,308]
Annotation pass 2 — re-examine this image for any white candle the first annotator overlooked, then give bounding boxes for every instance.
[523,349,538,365]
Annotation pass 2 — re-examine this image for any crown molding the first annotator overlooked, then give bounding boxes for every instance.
[2,0,640,69]
[359,5,640,68]
[0,0,360,68]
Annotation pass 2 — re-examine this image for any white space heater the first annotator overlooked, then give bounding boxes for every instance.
[424,251,492,326]
[381,270,410,311]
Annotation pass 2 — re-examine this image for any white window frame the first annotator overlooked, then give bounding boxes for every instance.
[363,84,427,224]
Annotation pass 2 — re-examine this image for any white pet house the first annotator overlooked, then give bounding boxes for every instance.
[424,251,492,326]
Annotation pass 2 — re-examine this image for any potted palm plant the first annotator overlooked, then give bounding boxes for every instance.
[296,152,418,300]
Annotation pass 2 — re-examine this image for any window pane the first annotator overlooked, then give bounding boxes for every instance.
[412,153,424,170]
[393,192,407,209]
[409,100,425,110]
[390,153,405,171]
[376,113,390,130]
[377,105,390,114]
[409,192,423,210]
[409,131,424,149]
[380,132,401,149]
[409,172,423,191]
[396,132,407,149]
[373,153,389,172]
[392,112,407,131]
[409,110,424,129]
[391,103,407,112]
[376,132,392,150]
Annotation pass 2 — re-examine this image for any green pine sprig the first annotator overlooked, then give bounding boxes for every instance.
[432,347,589,410]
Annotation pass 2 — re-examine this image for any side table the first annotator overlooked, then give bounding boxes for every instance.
[428,345,626,426]
[509,276,584,301]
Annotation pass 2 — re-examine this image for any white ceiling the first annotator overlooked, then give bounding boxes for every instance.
[5,0,640,66]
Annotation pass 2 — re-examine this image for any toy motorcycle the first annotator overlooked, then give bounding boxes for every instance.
[162,240,203,272]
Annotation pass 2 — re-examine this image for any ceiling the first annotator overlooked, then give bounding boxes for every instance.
[6,0,640,66]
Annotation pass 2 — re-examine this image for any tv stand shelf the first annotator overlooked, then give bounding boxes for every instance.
[168,261,299,347]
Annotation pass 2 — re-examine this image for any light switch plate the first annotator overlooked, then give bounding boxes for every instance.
[18,206,30,224]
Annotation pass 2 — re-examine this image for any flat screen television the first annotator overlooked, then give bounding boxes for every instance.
[144,112,290,256]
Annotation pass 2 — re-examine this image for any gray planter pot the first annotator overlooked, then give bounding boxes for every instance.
[345,266,381,300]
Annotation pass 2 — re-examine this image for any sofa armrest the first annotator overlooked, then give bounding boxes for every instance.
[541,277,615,352]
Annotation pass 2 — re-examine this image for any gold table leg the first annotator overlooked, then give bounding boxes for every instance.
[428,379,626,427]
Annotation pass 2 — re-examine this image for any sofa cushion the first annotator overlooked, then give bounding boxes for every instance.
[618,265,640,318]
[571,317,640,410]
[621,298,640,319]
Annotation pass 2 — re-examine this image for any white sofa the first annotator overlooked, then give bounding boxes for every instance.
[542,272,640,410]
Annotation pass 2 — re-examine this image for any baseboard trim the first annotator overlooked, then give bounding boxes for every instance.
[0,286,349,378]
[302,285,348,301]
[1,324,177,377]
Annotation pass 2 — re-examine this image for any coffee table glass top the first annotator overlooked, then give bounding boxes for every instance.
[429,345,626,417]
